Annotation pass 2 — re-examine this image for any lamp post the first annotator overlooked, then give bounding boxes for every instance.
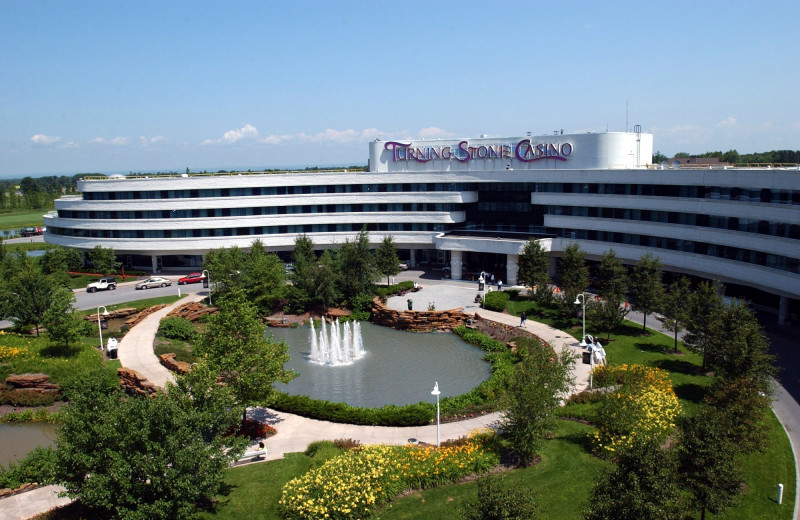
[574,293,587,347]
[431,381,441,447]
[202,269,211,306]
[586,334,595,389]
[97,306,109,350]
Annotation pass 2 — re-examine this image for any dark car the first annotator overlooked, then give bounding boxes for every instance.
[178,272,206,285]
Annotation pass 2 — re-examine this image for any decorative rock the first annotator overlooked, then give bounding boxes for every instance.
[371,299,471,332]
[167,301,216,322]
[159,353,191,374]
[117,367,159,396]
[5,373,59,391]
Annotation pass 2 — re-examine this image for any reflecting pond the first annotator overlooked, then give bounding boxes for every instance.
[269,322,490,408]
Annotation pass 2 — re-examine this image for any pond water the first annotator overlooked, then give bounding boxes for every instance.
[0,422,57,468]
[269,322,490,408]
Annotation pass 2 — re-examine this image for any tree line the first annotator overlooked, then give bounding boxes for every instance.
[0,175,80,211]
[653,148,800,165]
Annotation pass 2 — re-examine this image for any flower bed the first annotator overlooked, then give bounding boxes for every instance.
[278,432,498,519]
[590,364,681,455]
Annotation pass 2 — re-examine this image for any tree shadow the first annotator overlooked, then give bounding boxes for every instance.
[672,383,708,404]
[653,358,699,376]
[39,343,83,358]
[558,426,596,453]
[198,482,236,513]
[634,341,669,354]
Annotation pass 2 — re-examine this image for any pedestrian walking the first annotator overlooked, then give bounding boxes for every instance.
[490,273,495,284]
[520,311,527,327]
[497,279,502,291]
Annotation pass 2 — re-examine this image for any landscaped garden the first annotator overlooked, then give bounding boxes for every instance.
[0,235,795,520]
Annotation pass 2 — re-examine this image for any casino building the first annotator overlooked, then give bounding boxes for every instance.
[44,129,800,324]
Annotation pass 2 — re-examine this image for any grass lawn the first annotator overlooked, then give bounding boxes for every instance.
[0,209,48,231]
[198,453,315,520]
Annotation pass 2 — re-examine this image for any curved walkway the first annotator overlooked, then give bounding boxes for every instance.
[116,292,207,386]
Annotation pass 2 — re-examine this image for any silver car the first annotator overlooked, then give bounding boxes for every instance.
[135,277,173,290]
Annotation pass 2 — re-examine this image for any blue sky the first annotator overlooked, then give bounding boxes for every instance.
[1,0,798,178]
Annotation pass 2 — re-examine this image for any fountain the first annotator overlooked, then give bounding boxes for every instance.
[308,318,366,365]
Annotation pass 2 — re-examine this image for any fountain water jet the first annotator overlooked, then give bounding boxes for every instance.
[308,318,366,365]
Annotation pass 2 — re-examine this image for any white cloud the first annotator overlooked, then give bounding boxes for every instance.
[139,136,166,146]
[717,117,737,128]
[418,126,454,140]
[31,133,61,145]
[89,136,130,146]
[220,124,259,144]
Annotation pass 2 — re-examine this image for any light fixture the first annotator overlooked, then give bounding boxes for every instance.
[431,382,441,447]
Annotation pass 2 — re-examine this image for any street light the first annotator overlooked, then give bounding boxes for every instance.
[431,381,441,447]
[202,269,211,306]
[574,293,587,347]
[97,306,109,350]
[585,334,596,389]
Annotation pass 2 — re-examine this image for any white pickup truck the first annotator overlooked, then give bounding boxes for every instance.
[86,277,117,293]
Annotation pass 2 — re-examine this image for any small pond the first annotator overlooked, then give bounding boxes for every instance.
[269,322,490,408]
[0,422,57,468]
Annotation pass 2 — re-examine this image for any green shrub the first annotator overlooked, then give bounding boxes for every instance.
[483,291,510,312]
[304,441,344,467]
[453,325,507,352]
[349,292,374,313]
[158,316,198,341]
[0,447,58,488]
[374,281,414,298]
[461,474,540,520]
[0,387,59,407]
[271,393,434,426]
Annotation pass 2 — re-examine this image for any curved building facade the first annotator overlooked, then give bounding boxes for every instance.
[44,130,799,323]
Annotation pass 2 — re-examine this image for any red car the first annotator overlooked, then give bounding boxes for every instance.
[178,272,206,285]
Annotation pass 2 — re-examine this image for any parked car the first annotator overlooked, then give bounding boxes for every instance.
[135,277,173,290]
[398,262,409,271]
[178,272,206,285]
[86,277,117,293]
[20,226,43,237]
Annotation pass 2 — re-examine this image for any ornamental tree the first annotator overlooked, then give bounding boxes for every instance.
[0,252,58,335]
[705,300,776,392]
[501,337,575,465]
[375,235,401,286]
[678,408,743,520]
[87,245,120,275]
[628,253,665,331]
[195,286,296,419]
[683,279,724,370]
[658,276,692,352]
[55,367,246,520]
[42,286,87,354]
[337,226,378,304]
[517,238,551,303]
[584,440,685,520]
[556,243,589,314]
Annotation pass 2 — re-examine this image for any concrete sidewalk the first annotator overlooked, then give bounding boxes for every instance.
[116,292,206,387]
